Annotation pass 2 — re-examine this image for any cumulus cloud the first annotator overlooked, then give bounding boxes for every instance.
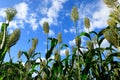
[100,39,110,48]
[0,8,6,18]
[91,1,110,30]
[0,2,28,31]
[69,39,75,46]
[39,0,67,26]
[78,0,111,32]
[60,48,70,56]
[70,27,76,34]
[26,13,39,31]
[9,20,24,29]
[48,30,55,37]
[14,2,28,20]
[64,29,69,33]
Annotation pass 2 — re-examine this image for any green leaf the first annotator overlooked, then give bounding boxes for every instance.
[98,37,105,46]
[97,29,104,38]
[106,52,120,63]
[0,75,5,80]
[1,23,9,32]
[81,65,90,80]
[46,50,52,60]
[21,51,29,60]
[0,47,8,63]
[32,52,40,58]
[43,67,50,77]
[47,58,53,64]
[60,44,68,49]
[89,31,97,35]
[80,32,91,40]
[46,38,58,59]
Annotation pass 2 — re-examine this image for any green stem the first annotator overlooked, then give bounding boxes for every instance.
[78,49,81,80]
[46,34,48,52]
[74,22,77,36]
[8,49,12,62]
[0,24,6,50]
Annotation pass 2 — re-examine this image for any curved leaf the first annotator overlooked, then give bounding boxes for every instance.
[60,44,68,49]
[97,29,104,38]
[90,31,97,35]
[106,52,120,64]
[32,52,41,58]
[98,37,105,46]
[46,38,58,59]
[80,32,91,40]
[21,51,29,60]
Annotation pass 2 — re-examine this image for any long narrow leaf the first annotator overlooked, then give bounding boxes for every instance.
[80,32,91,40]
[21,51,29,60]
[60,44,68,49]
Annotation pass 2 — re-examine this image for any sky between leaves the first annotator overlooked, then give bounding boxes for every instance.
[0,0,118,62]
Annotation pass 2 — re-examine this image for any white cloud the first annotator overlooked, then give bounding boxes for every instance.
[0,8,5,18]
[70,27,76,34]
[0,22,2,29]
[14,2,28,20]
[8,20,24,29]
[48,30,55,37]
[32,72,38,78]
[60,49,66,56]
[39,0,67,26]
[69,39,75,46]
[78,0,111,32]
[22,62,25,66]
[60,48,70,56]
[64,29,69,33]
[40,7,48,15]
[65,12,69,16]
[39,17,53,27]
[9,29,13,34]
[100,39,110,48]
[26,13,39,30]
[35,57,46,63]
[91,2,110,30]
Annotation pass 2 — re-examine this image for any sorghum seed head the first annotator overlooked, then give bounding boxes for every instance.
[18,50,22,59]
[57,32,62,43]
[84,17,90,29]
[65,49,69,57]
[107,18,116,28]
[5,8,17,22]
[71,6,79,22]
[43,21,49,34]
[75,36,81,47]
[86,40,93,50]
[8,29,20,48]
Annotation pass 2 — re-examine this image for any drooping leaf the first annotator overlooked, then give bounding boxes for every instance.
[32,52,40,58]
[80,32,91,40]
[1,23,9,32]
[7,29,21,48]
[97,29,104,39]
[43,67,50,77]
[60,44,68,49]
[46,50,52,60]
[98,37,105,46]
[21,51,29,60]
[106,52,120,63]
[46,38,58,59]
[89,31,97,35]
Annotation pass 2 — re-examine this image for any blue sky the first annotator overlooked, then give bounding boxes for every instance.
[0,0,115,62]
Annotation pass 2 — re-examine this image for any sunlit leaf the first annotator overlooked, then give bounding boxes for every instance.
[46,38,58,59]
[60,44,68,49]
[80,32,91,40]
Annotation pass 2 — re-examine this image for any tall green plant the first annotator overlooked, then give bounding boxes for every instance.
[0,8,20,64]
